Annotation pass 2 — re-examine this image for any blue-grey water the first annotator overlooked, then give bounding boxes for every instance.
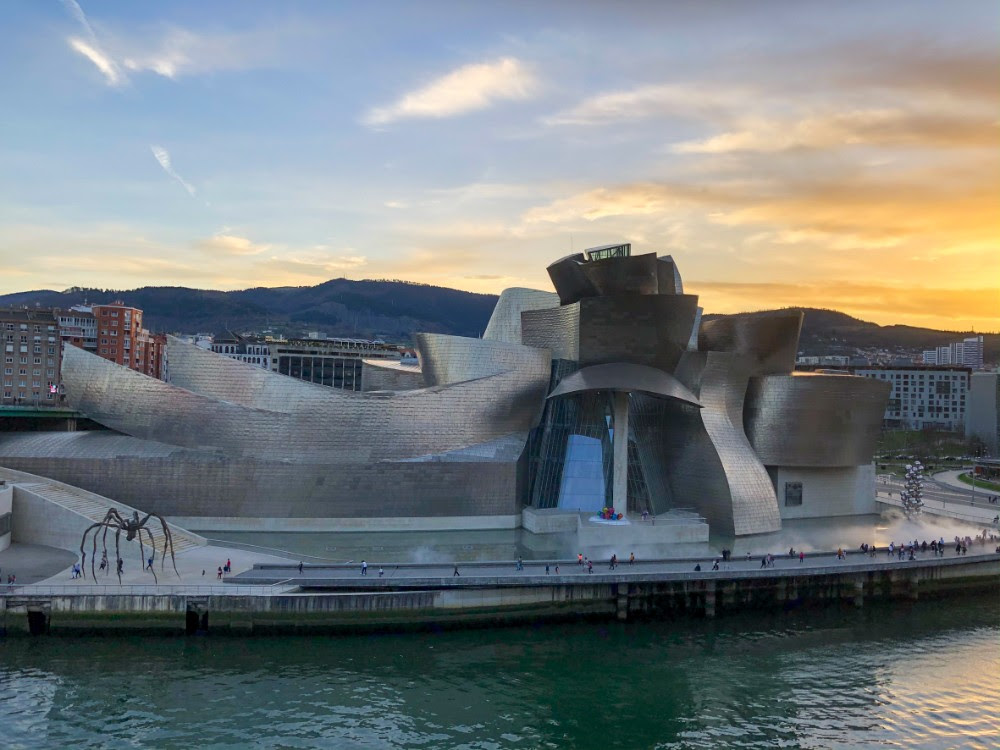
[1,595,998,749]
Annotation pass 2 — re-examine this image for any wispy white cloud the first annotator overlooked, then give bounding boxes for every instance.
[62,0,125,86]
[671,108,1000,154]
[364,58,538,126]
[67,37,124,86]
[198,233,269,256]
[61,1,308,86]
[541,83,749,126]
[150,145,197,197]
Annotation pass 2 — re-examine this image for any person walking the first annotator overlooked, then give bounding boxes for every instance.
[361,560,368,575]
[298,561,304,574]
[712,559,720,571]
[629,552,635,566]
[799,551,805,563]
[578,553,583,566]
[217,566,223,580]
[378,567,384,578]
[587,559,593,574]
[453,565,460,577]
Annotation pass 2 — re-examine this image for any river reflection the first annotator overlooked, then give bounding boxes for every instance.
[1,595,997,749]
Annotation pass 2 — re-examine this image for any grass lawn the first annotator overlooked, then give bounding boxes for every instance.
[957,473,1000,493]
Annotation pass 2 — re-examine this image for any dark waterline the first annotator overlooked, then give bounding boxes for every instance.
[2,594,998,749]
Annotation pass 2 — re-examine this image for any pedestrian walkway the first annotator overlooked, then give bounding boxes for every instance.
[233,544,1000,589]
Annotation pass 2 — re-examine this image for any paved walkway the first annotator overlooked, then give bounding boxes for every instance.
[232,543,1000,588]
[0,541,293,593]
[0,543,76,585]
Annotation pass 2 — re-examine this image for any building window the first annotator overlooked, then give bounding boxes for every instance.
[784,482,803,507]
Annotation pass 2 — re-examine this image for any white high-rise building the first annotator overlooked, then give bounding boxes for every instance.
[922,335,983,369]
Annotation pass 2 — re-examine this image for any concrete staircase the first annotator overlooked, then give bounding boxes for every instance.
[0,467,204,556]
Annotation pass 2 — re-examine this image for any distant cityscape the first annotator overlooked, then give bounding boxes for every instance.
[1,302,997,457]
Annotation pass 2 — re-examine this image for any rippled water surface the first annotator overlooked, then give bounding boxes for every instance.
[1,596,998,749]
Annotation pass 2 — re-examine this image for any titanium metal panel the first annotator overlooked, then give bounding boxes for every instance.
[661,351,782,536]
[482,288,560,344]
[580,252,659,298]
[546,253,595,305]
[744,373,890,467]
[656,255,684,295]
[360,359,425,391]
[0,436,523,519]
[64,339,550,463]
[699,310,803,376]
[415,333,550,388]
[521,304,581,361]
[547,363,701,407]
[577,294,699,372]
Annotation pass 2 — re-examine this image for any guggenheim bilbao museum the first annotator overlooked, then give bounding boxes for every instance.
[0,244,890,537]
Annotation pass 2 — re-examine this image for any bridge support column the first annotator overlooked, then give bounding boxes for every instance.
[853,576,865,608]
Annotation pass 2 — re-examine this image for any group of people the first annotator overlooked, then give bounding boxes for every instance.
[216,558,232,579]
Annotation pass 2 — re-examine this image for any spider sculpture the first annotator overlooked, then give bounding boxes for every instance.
[79,509,180,584]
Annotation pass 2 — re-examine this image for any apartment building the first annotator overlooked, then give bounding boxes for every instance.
[0,308,63,405]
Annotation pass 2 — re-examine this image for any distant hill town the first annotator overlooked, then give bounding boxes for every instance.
[0,279,996,363]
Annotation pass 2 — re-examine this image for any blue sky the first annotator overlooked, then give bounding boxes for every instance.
[1,0,997,329]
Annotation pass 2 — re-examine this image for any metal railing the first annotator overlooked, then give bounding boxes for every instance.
[0,583,293,597]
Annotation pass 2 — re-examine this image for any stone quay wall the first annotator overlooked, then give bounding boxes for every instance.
[2,554,996,636]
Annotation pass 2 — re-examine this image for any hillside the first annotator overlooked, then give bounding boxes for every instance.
[0,283,995,361]
[0,280,499,342]
[703,308,999,362]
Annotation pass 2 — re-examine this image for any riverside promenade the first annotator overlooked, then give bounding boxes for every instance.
[3,546,998,636]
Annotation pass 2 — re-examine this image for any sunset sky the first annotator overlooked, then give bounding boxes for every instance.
[1,1,997,331]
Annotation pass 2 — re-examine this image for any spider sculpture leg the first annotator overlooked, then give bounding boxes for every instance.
[136,526,147,577]
[90,520,102,580]
[101,523,112,576]
[141,526,158,584]
[79,521,104,579]
[153,514,180,577]
[114,527,122,585]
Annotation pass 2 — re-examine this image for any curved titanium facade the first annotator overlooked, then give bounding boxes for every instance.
[699,310,803,376]
[361,359,425,391]
[547,363,701,408]
[415,333,549,388]
[663,351,782,536]
[744,373,890,467]
[66,339,550,463]
[577,294,699,372]
[521,304,582,361]
[482,288,559,344]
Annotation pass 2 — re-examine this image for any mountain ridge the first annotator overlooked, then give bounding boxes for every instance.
[0,280,996,361]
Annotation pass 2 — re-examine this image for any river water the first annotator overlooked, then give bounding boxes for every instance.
[1,594,997,749]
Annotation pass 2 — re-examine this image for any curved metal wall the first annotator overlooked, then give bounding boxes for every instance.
[521,304,582,361]
[360,359,425,391]
[0,431,524,519]
[744,373,890,467]
[580,252,659,298]
[64,339,550,464]
[482,287,559,344]
[546,253,595,305]
[657,351,782,536]
[699,311,803,376]
[578,294,699,372]
[415,333,550,388]
[656,255,684,295]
